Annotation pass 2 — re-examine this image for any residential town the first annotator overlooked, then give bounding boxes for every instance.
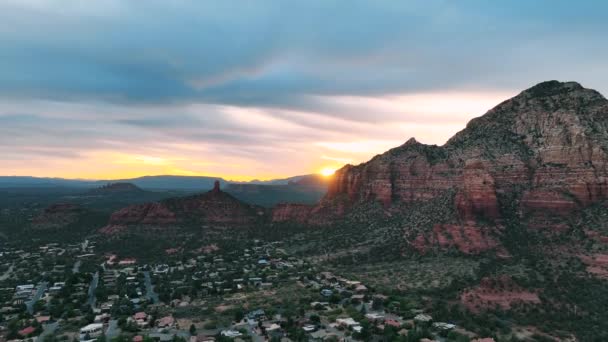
[0,238,497,342]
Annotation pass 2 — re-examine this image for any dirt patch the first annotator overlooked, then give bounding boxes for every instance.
[579,253,608,278]
[412,224,509,257]
[461,276,540,312]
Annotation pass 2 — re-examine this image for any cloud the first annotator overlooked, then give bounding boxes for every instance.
[1,0,607,107]
[0,1,607,179]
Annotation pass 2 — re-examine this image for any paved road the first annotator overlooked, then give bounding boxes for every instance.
[0,264,13,281]
[26,282,48,314]
[87,272,99,308]
[73,260,81,273]
[244,324,265,342]
[143,271,159,303]
[106,320,120,339]
[39,322,59,339]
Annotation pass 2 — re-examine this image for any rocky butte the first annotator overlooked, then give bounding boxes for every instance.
[100,181,265,234]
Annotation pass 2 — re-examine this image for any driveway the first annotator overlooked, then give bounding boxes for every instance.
[143,271,159,303]
[106,319,120,339]
[26,282,48,314]
[87,272,99,308]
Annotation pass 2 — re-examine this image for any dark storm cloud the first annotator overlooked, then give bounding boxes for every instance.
[1,0,607,108]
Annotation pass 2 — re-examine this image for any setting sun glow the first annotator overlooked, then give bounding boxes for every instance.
[319,167,337,177]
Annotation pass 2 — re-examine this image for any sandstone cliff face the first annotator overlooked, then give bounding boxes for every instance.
[294,81,608,254]
[325,81,608,213]
[455,160,500,223]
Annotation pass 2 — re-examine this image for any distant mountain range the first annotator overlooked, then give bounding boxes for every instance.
[0,174,325,191]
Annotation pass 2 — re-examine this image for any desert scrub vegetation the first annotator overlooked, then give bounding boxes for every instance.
[327,257,479,294]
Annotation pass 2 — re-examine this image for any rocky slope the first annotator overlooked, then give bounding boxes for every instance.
[31,202,106,234]
[100,181,265,233]
[32,203,86,229]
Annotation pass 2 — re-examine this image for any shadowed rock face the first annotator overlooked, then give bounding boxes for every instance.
[277,81,608,254]
[271,203,313,223]
[101,181,265,233]
[87,182,143,194]
[32,203,86,229]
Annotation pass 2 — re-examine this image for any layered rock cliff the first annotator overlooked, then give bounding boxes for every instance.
[281,81,608,254]
[325,81,607,212]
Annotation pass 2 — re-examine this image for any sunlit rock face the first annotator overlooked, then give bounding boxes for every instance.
[325,81,608,209]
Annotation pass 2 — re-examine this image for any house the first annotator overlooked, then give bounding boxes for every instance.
[414,314,433,323]
[16,284,34,292]
[48,286,63,293]
[118,258,137,265]
[247,309,266,321]
[355,285,368,293]
[36,316,51,324]
[94,313,110,323]
[345,280,361,287]
[432,322,456,331]
[19,326,36,337]
[303,324,316,332]
[365,313,385,322]
[221,330,242,338]
[133,312,148,327]
[194,336,215,342]
[350,294,365,301]
[336,317,359,328]
[156,315,175,329]
[385,319,401,328]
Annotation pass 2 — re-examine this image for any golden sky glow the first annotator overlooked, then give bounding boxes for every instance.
[0,91,515,180]
[319,167,337,177]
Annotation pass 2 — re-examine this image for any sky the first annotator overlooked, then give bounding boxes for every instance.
[1,1,607,181]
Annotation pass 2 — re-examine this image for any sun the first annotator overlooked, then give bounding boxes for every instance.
[319,167,337,177]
